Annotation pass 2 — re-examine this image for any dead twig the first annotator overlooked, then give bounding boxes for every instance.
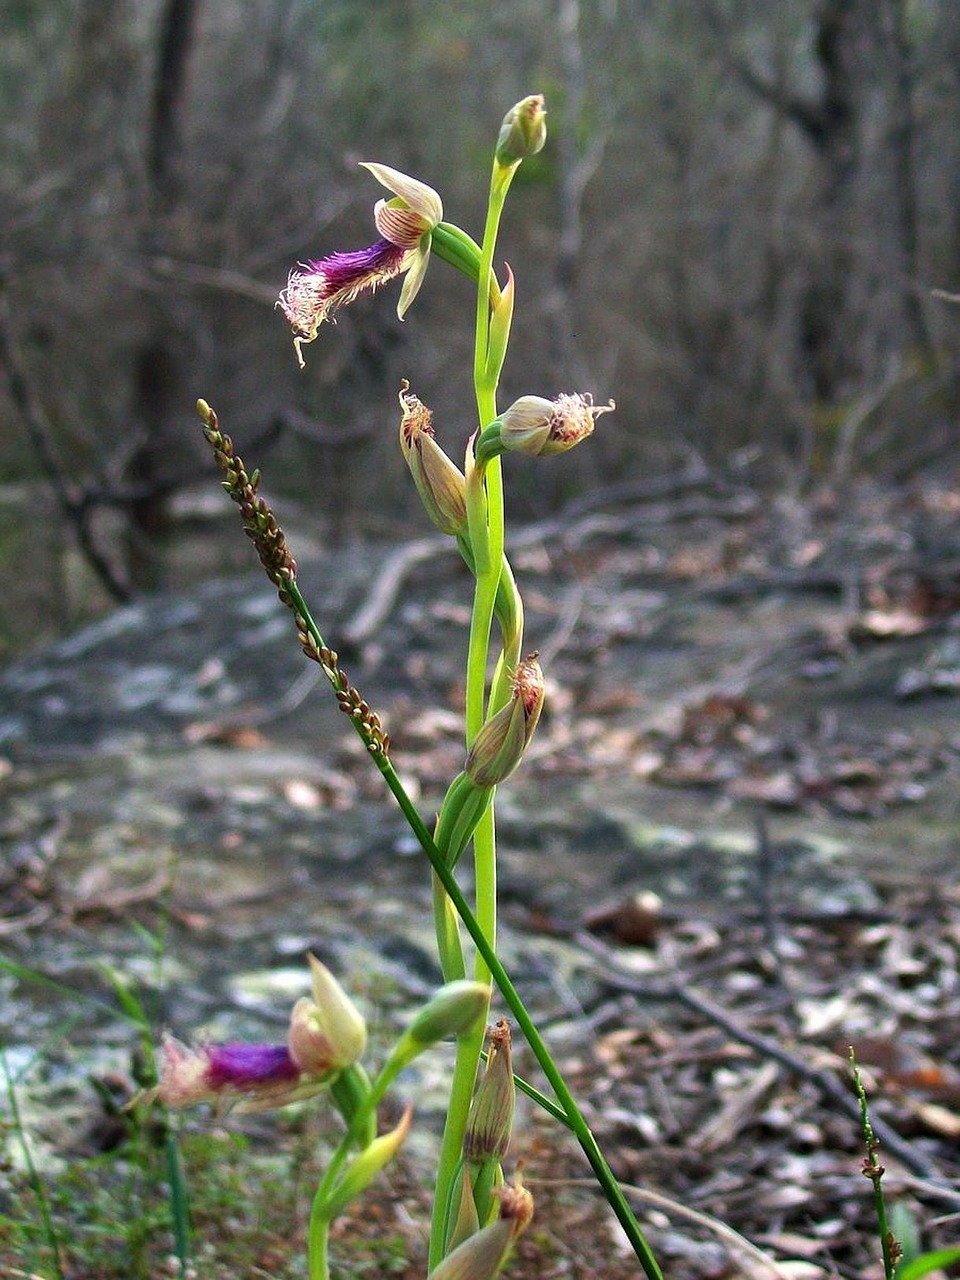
[341,535,450,648]
[540,1176,798,1278]
[577,930,954,1185]
[341,486,758,647]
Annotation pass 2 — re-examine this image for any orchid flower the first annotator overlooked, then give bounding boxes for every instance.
[146,955,367,1114]
[278,163,443,367]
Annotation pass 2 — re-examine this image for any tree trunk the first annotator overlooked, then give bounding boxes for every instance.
[124,0,201,589]
[796,0,869,403]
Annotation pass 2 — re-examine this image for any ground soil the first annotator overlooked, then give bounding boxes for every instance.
[3,470,960,1278]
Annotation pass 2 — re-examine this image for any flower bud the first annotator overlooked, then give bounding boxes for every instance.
[496,95,547,165]
[464,1021,515,1163]
[399,381,468,536]
[287,954,367,1075]
[407,981,490,1048]
[465,654,544,788]
[316,1105,413,1221]
[500,393,614,458]
[427,1180,534,1280]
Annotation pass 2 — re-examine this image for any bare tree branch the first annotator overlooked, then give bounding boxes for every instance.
[692,0,828,144]
[0,272,132,604]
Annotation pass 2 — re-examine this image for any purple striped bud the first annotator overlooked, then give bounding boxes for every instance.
[464,1021,515,1163]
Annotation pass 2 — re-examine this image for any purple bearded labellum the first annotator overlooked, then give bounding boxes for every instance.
[151,1036,304,1113]
[278,240,410,369]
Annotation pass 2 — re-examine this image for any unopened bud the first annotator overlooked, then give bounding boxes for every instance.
[399,381,468,536]
[316,1105,413,1221]
[287,954,367,1074]
[465,654,544,788]
[496,95,547,165]
[407,981,490,1048]
[464,1021,515,1163]
[500,393,614,458]
[446,1166,482,1253]
[427,1179,534,1280]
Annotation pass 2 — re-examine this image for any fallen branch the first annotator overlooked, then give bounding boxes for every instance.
[544,1176,799,1279]
[577,931,955,1186]
[341,485,758,647]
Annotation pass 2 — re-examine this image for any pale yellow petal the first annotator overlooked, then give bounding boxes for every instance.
[397,240,431,318]
[360,162,442,226]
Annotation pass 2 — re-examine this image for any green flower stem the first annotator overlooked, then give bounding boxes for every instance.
[308,1048,424,1280]
[287,575,661,1278]
[307,1221,331,1280]
[457,539,524,727]
[431,222,501,309]
[429,1012,490,1267]
[432,870,466,982]
[429,157,521,1266]
[851,1051,897,1280]
[473,162,518,406]
[397,757,663,1278]
[466,161,517,734]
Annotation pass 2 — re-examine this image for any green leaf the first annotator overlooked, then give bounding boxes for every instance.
[897,1247,960,1280]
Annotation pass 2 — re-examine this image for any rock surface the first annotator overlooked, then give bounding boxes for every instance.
[3,488,960,1275]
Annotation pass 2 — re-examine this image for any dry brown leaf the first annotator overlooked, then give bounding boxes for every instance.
[854,608,928,638]
[728,770,802,807]
[698,1061,781,1151]
[909,1100,960,1138]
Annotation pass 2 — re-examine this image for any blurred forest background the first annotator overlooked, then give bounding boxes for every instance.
[1,0,959,656]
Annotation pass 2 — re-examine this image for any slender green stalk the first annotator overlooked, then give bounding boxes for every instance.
[465,161,517,741]
[367,744,664,1279]
[208,116,664,1270]
[430,158,521,1267]
[164,1130,191,1280]
[2,1046,65,1280]
[307,1064,395,1280]
[143,908,192,1277]
[851,1050,899,1280]
[287,557,662,1273]
[307,1221,331,1280]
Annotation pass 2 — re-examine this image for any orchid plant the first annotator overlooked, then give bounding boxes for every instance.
[155,96,664,1280]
